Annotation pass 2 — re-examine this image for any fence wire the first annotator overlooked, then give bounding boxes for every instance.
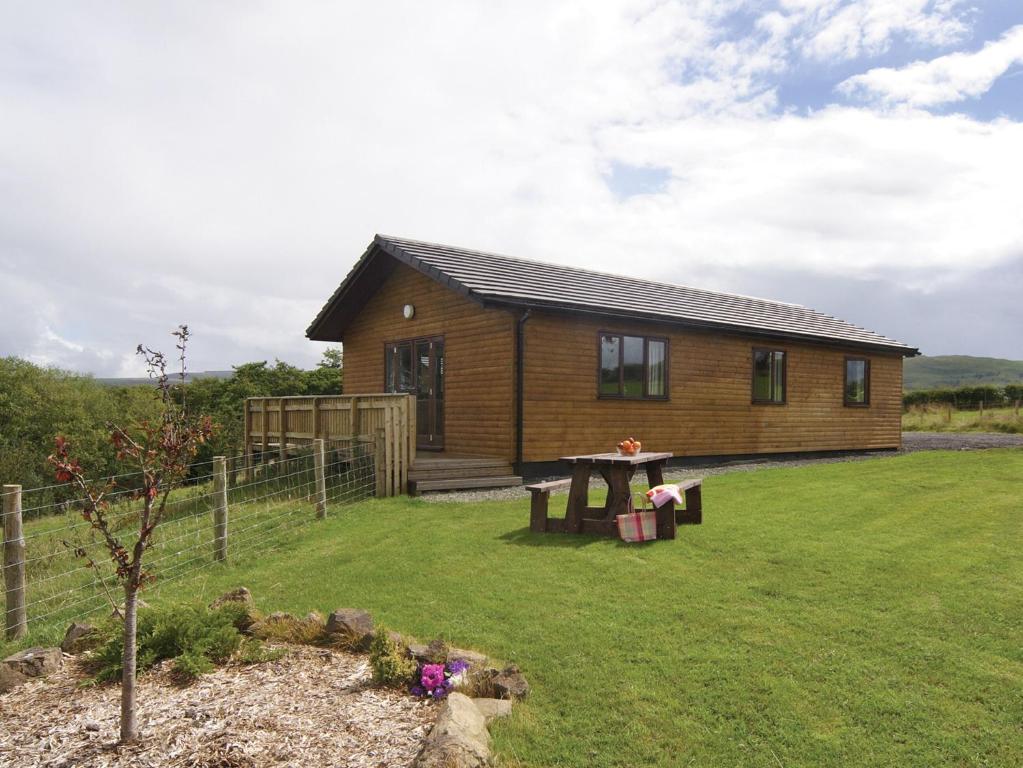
[2,440,377,634]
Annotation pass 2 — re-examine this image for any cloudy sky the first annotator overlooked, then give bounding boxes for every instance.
[2,1,1022,376]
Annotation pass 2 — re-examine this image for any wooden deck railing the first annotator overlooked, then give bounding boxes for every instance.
[243,394,415,497]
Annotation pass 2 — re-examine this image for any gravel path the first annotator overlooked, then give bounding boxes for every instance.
[420,431,1023,504]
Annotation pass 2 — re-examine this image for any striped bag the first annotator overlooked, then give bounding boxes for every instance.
[616,494,657,542]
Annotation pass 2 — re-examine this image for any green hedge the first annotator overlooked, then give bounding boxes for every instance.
[904,384,1023,409]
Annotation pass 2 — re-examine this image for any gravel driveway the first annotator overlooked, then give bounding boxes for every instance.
[419,431,1023,504]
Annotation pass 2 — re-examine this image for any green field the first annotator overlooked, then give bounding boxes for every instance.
[6,450,1023,767]
[903,405,1023,434]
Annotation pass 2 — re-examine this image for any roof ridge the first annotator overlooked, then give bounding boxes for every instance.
[376,234,811,311]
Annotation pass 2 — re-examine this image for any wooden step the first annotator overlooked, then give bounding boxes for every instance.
[410,475,523,494]
[410,456,510,471]
[408,464,515,481]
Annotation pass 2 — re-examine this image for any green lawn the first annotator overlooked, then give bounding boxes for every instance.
[7,450,1023,767]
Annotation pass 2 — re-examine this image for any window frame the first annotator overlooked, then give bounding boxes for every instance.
[596,331,670,401]
[843,356,871,407]
[751,347,787,405]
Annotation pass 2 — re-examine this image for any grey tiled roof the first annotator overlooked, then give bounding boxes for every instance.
[308,234,916,354]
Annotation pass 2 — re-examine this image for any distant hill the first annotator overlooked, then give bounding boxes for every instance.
[96,370,235,387]
[904,356,1023,391]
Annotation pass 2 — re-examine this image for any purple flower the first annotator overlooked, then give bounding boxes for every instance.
[410,684,425,697]
[421,664,446,689]
[432,686,449,698]
[448,659,469,676]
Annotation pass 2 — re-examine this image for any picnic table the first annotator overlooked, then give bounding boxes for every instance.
[527,451,702,539]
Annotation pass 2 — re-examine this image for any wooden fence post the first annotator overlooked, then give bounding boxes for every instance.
[242,399,253,483]
[278,399,287,462]
[3,484,27,640]
[314,438,327,518]
[375,428,387,498]
[213,458,228,563]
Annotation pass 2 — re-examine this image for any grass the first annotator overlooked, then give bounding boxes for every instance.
[6,450,1023,767]
[902,404,1023,433]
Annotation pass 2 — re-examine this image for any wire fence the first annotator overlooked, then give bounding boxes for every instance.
[2,439,377,639]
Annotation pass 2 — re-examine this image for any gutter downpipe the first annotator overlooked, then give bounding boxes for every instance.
[515,309,531,475]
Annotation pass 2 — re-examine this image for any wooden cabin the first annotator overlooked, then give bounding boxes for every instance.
[307,235,917,490]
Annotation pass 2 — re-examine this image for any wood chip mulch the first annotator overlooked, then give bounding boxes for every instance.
[0,645,436,768]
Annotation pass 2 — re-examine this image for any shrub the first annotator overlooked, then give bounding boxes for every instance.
[89,602,246,684]
[369,628,417,688]
[237,638,286,665]
[251,612,327,645]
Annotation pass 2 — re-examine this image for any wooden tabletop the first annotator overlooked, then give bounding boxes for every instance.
[559,451,673,466]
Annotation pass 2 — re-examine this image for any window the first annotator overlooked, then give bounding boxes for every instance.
[599,333,668,399]
[844,357,870,406]
[752,348,786,404]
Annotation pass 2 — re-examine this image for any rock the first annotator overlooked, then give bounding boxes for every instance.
[424,638,449,664]
[3,647,63,678]
[491,665,529,700]
[84,721,101,732]
[210,586,254,610]
[61,622,97,654]
[413,692,492,768]
[0,664,28,693]
[267,611,295,622]
[471,698,512,723]
[304,611,325,626]
[448,647,488,669]
[210,588,259,630]
[326,609,374,649]
[409,643,430,662]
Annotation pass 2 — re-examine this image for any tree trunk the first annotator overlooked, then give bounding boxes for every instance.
[120,583,139,744]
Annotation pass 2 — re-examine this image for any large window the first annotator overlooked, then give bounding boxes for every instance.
[599,333,668,399]
[752,348,786,404]
[844,357,870,406]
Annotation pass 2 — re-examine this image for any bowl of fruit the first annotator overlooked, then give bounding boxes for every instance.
[616,437,642,456]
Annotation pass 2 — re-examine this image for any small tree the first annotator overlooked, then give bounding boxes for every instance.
[49,325,212,744]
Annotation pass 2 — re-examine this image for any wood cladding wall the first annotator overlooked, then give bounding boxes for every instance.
[341,262,517,460]
[521,311,903,462]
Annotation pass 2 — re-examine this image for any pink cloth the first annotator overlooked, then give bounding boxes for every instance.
[645,484,684,508]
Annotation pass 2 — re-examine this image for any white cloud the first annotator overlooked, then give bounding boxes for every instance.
[838,24,1023,107]
[774,0,968,61]
[0,1,1021,373]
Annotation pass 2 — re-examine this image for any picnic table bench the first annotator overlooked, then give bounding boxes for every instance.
[527,452,702,539]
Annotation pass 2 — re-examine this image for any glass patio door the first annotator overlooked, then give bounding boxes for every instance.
[385,336,444,450]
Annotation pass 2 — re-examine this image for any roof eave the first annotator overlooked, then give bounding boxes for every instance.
[480,296,919,356]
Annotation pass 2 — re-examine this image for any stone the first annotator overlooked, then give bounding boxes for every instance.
[0,664,28,694]
[471,698,512,723]
[448,647,488,669]
[84,721,101,732]
[3,647,63,678]
[413,692,492,768]
[424,638,449,664]
[267,611,295,622]
[61,622,97,654]
[210,586,254,609]
[326,609,374,649]
[304,611,325,626]
[209,588,259,630]
[491,665,529,700]
[408,642,430,662]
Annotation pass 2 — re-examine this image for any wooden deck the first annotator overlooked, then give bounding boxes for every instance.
[407,455,521,494]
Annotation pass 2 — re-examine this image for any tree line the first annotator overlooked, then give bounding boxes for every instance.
[903,384,1023,410]
[0,351,342,507]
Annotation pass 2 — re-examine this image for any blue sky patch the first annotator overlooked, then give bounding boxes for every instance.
[605,162,671,199]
